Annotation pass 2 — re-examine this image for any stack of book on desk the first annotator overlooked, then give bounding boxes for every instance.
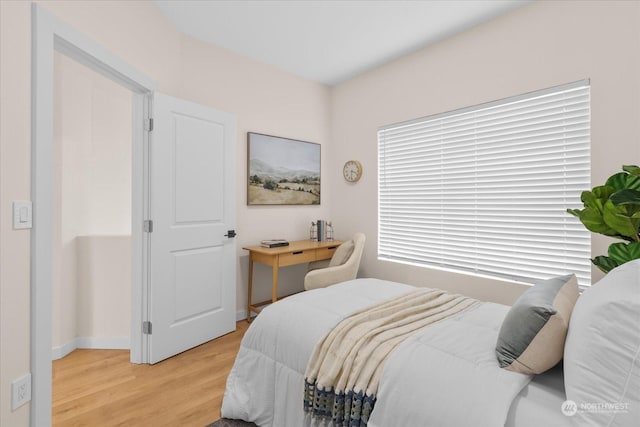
[260,239,290,248]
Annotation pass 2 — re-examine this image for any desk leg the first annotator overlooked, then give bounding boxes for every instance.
[247,258,254,322]
[272,264,279,303]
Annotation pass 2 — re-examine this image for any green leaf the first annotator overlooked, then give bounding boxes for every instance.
[622,165,640,176]
[584,186,615,208]
[608,241,640,265]
[603,200,640,238]
[605,172,640,191]
[567,208,580,217]
[574,166,640,274]
[611,189,640,206]
[591,256,619,274]
[569,186,624,237]
[578,206,618,235]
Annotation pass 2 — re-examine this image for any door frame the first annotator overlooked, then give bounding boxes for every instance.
[31,4,156,426]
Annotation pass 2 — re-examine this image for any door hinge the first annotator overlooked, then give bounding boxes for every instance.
[143,321,152,335]
[145,118,154,132]
[225,229,236,238]
[144,220,153,233]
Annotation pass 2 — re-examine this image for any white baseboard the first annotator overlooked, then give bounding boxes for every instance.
[76,336,130,350]
[51,340,77,360]
[52,336,130,360]
[53,312,250,361]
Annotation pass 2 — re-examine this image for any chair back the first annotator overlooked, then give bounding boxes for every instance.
[342,232,365,279]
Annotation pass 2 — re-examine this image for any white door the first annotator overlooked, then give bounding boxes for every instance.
[148,93,236,364]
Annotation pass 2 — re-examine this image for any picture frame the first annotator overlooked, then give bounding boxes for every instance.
[247,132,321,205]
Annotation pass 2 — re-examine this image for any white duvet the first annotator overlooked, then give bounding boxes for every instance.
[222,279,533,426]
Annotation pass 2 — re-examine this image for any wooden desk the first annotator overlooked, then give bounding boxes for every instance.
[243,239,343,322]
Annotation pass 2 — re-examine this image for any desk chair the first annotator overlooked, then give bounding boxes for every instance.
[304,232,365,291]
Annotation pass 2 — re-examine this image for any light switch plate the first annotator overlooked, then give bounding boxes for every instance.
[13,201,32,229]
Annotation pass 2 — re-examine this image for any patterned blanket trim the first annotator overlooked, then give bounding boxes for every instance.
[303,383,375,427]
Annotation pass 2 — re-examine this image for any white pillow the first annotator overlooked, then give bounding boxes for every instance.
[564,259,640,427]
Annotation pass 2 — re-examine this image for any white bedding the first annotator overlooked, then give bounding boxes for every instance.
[506,364,571,427]
[222,279,545,426]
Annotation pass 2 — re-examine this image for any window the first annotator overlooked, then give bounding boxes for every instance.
[378,80,591,286]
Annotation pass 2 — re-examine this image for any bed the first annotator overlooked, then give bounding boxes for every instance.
[221,260,640,427]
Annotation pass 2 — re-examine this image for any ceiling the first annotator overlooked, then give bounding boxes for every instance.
[154,0,529,86]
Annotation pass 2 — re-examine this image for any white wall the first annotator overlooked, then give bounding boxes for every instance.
[52,51,132,354]
[0,1,330,425]
[329,0,640,305]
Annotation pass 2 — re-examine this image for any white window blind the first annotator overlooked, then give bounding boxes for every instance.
[378,80,591,286]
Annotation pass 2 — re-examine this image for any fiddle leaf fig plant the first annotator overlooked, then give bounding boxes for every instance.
[567,165,640,273]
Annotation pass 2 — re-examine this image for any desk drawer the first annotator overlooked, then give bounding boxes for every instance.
[316,245,339,261]
[279,250,316,267]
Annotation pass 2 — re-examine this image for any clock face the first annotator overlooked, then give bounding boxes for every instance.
[343,160,362,182]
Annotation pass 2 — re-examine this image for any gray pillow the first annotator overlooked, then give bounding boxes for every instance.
[496,274,579,375]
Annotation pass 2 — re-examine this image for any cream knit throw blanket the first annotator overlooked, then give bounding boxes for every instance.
[303,288,478,426]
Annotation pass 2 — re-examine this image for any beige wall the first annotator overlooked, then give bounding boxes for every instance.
[75,236,131,343]
[177,36,332,304]
[2,0,640,425]
[1,2,34,426]
[329,0,640,305]
[52,52,133,352]
[0,0,329,425]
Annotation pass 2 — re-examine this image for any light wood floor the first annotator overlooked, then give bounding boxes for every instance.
[52,321,250,427]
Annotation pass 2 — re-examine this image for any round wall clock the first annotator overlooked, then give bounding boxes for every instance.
[343,160,363,182]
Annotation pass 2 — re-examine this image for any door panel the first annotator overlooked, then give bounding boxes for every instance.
[174,114,224,223]
[173,247,223,321]
[149,93,236,364]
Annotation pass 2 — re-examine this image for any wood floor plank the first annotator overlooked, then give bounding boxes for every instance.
[52,321,249,427]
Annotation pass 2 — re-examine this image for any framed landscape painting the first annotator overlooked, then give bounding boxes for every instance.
[247,132,321,205]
